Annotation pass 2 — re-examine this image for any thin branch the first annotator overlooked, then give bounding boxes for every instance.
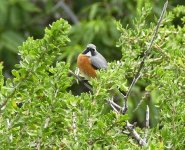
[125,74,142,100]
[121,74,141,114]
[122,130,130,135]
[121,0,168,112]
[126,121,147,146]
[144,105,150,142]
[69,70,93,92]
[52,0,79,24]
[0,80,23,112]
[107,100,148,146]
[145,105,150,128]
[105,2,168,147]
[133,98,144,113]
[107,99,122,111]
[110,102,119,113]
[133,91,150,112]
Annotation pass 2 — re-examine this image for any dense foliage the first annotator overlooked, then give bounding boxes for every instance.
[0,0,185,149]
[0,2,184,149]
[0,0,184,74]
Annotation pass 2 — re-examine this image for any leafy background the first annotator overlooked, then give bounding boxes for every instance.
[0,0,184,124]
[1,0,184,74]
[0,0,184,149]
[0,0,184,125]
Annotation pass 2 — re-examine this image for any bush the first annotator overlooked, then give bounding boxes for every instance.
[0,3,184,149]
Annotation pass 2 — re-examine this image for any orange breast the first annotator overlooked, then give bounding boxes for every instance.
[77,54,96,78]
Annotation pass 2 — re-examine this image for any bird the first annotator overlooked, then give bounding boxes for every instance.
[77,44,123,112]
[77,44,124,108]
[77,44,108,80]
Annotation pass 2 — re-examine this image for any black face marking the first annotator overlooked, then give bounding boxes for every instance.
[82,48,89,54]
[82,47,96,56]
[90,48,96,56]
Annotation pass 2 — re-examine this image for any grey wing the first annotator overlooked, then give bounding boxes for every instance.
[91,52,108,70]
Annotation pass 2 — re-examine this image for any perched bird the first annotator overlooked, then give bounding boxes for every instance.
[77,44,108,79]
[77,44,123,107]
[77,44,123,112]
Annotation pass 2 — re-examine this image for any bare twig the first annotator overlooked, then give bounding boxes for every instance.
[75,68,80,77]
[107,100,147,146]
[122,130,130,135]
[144,105,150,142]
[125,74,142,100]
[133,91,150,112]
[121,74,141,114]
[69,70,93,92]
[121,0,168,113]
[126,121,147,146]
[105,2,168,146]
[145,105,150,128]
[52,0,79,24]
[110,102,119,113]
[107,99,122,111]
[133,98,144,113]
[123,106,150,146]
[72,112,77,141]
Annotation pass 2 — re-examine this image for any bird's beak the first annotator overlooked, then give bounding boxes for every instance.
[82,48,91,57]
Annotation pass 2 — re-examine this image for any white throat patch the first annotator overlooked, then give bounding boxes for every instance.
[85,51,92,57]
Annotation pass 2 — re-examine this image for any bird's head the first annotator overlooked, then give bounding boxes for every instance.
[82,44,97,57]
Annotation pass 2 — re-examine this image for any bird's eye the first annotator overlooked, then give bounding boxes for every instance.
[91,48,95,52]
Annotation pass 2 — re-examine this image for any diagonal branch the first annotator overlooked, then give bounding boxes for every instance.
[126,121,147,146]
[52,0,79,24]
[0,75,28,112]
[107,98,120,113]
[121,0,168,113]
[106,1,168,147]
[133,91,150,112]
[69,70,93,92]
[144,105,150,142]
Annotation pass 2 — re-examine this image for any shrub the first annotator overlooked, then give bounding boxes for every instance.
[0,3,184,149]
